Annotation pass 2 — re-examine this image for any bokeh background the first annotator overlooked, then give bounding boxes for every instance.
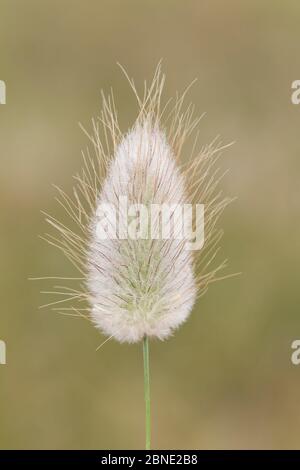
[0,0,300,449]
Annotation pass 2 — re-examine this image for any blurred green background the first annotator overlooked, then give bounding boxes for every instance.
[0,0,300,449]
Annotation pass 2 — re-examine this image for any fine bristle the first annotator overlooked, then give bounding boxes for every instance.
[40,64,232,343]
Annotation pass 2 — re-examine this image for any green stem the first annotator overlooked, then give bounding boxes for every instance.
[143,335,151,450]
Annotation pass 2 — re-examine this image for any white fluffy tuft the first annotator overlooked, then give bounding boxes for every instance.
[87,121,196,342]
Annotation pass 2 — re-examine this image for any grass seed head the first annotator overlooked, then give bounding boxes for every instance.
[41,64,232,344]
